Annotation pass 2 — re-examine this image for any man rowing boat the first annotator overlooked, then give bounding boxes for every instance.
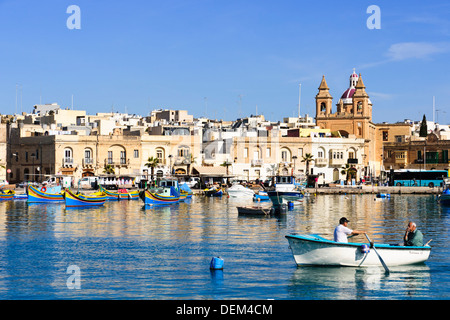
[404,221,423,246]
[334,217,366,243]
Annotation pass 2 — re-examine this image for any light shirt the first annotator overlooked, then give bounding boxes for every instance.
[334,224,353,243]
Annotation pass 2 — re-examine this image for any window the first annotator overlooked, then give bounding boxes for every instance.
[120,151,126,164]
[108,151,113,164]
[134,150,139,158]
[382,131,388,141]
[318,151,323,158]
[349,152,355,159]
[178,147,189,157]
[244,148,248,158]
[281,151,289,162]
[266,148,271,158]
[156,149,164,161]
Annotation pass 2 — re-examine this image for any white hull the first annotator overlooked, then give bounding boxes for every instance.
[226,185,255,198]
[286,234,431,267]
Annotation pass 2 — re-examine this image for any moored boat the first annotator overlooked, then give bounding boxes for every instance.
[285,234,431,267]
[204,187,223,197]
[438,186,450,205]
[0,189,14,201]
[65,188,107,207]
[99,185,139,200]
[139,188,180,205]
[227,184,255,198]
[237,205,274,216]
[27,185,64,203]
[253,191,270,201]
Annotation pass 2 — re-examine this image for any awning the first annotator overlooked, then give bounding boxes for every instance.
[192,166,228,177]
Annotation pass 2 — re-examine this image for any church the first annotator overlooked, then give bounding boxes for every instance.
[314,70,389,180]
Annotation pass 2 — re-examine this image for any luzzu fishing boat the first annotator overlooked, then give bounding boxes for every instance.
[0,189,15,201]
[65,188,107,207]
[285,234,431,267]
[27,185,64,203]
[139,188,180,205]
[98,185,139,200]
[438,189,450,205]
[140,178,182,205]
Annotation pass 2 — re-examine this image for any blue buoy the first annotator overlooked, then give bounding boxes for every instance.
[287,201,294,210]
[210,257,224,270]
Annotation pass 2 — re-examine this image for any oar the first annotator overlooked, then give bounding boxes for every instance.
[365,234,390,275]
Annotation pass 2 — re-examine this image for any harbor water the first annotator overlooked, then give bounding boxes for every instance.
[0,193,449,300]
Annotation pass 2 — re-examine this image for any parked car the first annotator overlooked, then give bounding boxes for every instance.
[15,181,39,188]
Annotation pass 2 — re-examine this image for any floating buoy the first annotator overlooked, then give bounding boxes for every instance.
[287,201,294,210]
[210,256,224,270]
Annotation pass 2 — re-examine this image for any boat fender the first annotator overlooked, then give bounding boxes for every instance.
[41,187,47,192]
[360,244,370,253]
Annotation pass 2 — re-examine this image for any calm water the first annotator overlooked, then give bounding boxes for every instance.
[0,193,449,300]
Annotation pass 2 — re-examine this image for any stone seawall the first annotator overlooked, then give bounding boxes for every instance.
[312,186,441,194]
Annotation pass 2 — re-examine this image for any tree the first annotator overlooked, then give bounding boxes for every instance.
[301,153,314,175]
[419,114,428,137]
[145,156,159,182]
[103,164,115,175]
[220,161,232,176]
[341,164,355,182]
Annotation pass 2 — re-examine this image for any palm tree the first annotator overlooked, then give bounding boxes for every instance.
[220,161,232,176]
[145,156,159,182]
[301,153,314,175]
[103,164,115,175]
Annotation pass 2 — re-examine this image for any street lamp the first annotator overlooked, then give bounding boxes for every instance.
[292,156,298,176]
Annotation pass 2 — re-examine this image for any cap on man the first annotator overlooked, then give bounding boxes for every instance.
[334,217,366,243]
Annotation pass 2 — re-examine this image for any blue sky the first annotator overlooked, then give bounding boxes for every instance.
[0,0,449,124]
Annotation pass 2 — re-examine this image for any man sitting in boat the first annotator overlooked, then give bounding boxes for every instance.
[334,217,366,243]
[403,222,423,246]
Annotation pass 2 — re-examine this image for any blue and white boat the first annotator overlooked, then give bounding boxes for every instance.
[253,191,270,201]
[285,234,431,267]
[438,188,450,205]
[267,176,304,206]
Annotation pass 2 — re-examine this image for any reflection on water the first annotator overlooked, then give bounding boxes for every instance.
[0,194,449,299]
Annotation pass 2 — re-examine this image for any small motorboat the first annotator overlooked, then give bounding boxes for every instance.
[285,234,431,267]
[237,205,274,216]
[376,193,390,198]
[253,191,270,201]
[438,188,450,205]
[227,184,255,198]
[27,185,64,203]
[65,189,107,207]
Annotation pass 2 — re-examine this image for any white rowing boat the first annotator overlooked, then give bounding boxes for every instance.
[285,234,431,267]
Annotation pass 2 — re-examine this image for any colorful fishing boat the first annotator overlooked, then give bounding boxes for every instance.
[27,185,64,203]
[179,183,193,199]
[0,189,15,201]
[285,234,431,267]
[204,187,223,197]
[65,188,107,207]
[98,185,139,200]
[139,188,180,205]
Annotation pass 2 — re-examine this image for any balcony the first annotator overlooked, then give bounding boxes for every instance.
[104,158,130,167]
[314,158,328,166]
[62,157,74,167]
[347,158,358,164]
[251,159,263,166]
[83,158,94,167]
[329,157,346,166]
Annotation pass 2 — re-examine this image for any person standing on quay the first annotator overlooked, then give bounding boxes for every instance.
[404,221,423,246]
[334,217,366,243]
